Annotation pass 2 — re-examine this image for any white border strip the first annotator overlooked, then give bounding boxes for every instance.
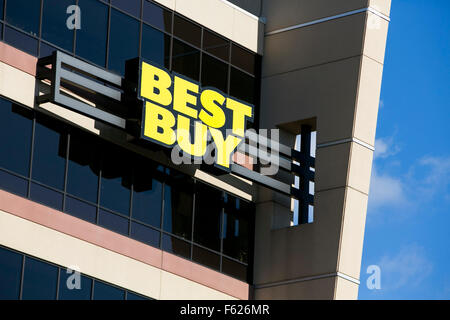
[255,272,360,289]
[266,7,390,36]
[219,0,263,22]
[317,137,375,152]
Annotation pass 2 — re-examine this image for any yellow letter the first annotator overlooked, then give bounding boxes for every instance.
[176,115,208,157]
[226,98,253,137]
[199,89,226,129]
[140,62,172,106]
[210,128,242,169]
[143,101,176,146]
[173,76,199,119]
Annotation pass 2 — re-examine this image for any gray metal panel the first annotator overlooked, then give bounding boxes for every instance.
[246,133,292,157]
[59,69,122,101]
[231,164,291,195]
[54,92,126,128]
[56,51,122,86]
[238,143,292,171]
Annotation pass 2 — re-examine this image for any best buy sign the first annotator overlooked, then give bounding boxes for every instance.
[138,60,254,170]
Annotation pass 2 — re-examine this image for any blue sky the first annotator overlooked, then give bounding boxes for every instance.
[358,0,450,299]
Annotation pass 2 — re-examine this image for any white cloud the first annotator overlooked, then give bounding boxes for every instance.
[368,166,406,210]
[369,137,405,210]
[374,137,399,159]
[419,156,450,187]
[378,244,432,290]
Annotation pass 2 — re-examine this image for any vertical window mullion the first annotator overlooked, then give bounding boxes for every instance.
[190,179,196,260]
[219,193,225,272]
[62,132,70,212]
[18,255,25,300]
[27,116,36,198]
[105,3,111,68]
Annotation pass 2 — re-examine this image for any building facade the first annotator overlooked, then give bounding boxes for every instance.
[0,0,390,300]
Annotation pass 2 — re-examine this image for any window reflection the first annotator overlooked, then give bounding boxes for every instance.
[42,0,75,52]
[59,273,92,300]
[0,247,22,300]
[192,245,220,271]
[193,183,222,251]
[143,0,172,32]
[5,0,40,36]
[108,9,140,75]
[201,54,228,93]
[172,39,200,81]
[163,173,193,240]
[32,116,67,190]
[222,257,247,281]
[141,24,171,68]
[130,222,160,248]
[111,0,141,18]
[76,0,108,67]
[132,160,163,228]
[22,257,58,300]
[4,27,38,56]
[98,209,129,235]
[230,67,256,105]
[93,281,125,300]
[173,15,201,48]
[29,183,63,210]
[0,102,32,176]
[67,131,100,204]
[162,234,191,259]
[203,30,229,62]
[100,143,131,215]
[223,196,250,263]
[231,44,256,75]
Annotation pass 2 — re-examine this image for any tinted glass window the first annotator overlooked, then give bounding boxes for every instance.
[203,30,229,62]
[201,54,228,93]
[230,67,256,105]
[22,257,58,300]
[222,257,247,281]
[163,174,193,240]
[141,24,170,68]
[4,27,38,56]
[162,234,191,259]
[192,246,220,271]
[93,281,125,300]
[5,0,40,36]
[223,197,251,263]
[39,41,57,58]
[132,162,162,228]
[0,247,23,300]
[143,1,172,32]
[98,209,129,235]
[59,271,92,300]
[0,0,3,20]
[173,15,201,47]
[65,196,97,223]
[42,0,75,52]
[172,39,200,81]
[0,170,28,197]
[0,101,32,176]
[193,183,222,251]
[108,9,140,75]
[100,144,131,215]
[111,0,141,18]
[231,44,256,75]
[30,183,63,210]
[32,116,67,190]
[127,292,148,300]
[67,131,99,203]
[130,222,160,248]
[76,0,108,67]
